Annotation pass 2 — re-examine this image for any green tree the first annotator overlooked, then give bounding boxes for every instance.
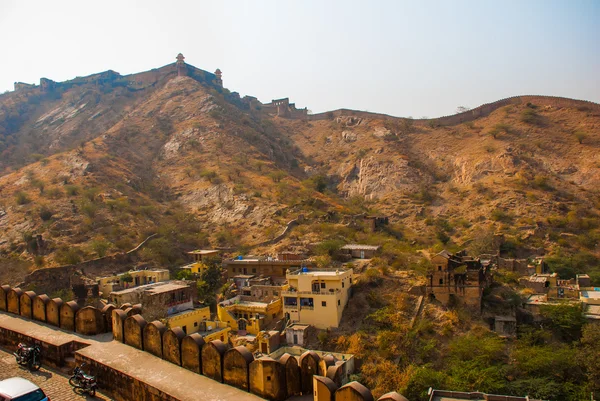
[91,239,111,258]
[579,324,600,393]
[121,272,133,283]
[539,303,585,341]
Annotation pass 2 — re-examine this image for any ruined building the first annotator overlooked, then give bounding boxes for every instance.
[427,250,492,308]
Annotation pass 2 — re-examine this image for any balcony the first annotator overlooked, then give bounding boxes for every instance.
[282,289,340,297]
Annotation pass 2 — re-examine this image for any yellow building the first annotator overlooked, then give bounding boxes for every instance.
[217,295,283,335]
[166,307,230,341]
[97,269,170,297]
[180,250,220,275]
[166,306,211,334]
[282,267,352,329]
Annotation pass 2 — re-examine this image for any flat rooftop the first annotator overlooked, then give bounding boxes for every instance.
[111,281,189,295]
[187,249,220,255]
[288,324,310,330]
[581,290,600,299]
[145,283,189,294]
[288,268,351,276]
[97,268,169,280]
[341,244,380,250]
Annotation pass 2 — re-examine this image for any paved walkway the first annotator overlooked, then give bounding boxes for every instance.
[0,347,113,401]
[0,313,264,401]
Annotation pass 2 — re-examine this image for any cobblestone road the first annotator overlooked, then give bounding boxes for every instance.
[0,347,114,401]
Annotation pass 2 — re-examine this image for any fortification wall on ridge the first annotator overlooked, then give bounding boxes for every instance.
[307,95,600,126]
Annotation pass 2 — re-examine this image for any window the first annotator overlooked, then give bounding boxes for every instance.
[337,300,341,306]
[320,282,326,289]
[439,278,444,285]
[182,326,187,334]
[273,291,278,296]
[12,389,47,401]
[284,297,298,306]
[252,268,257,273]
[194,322,198,327]
[342,282,345,288]
[321,301,327,307]
[300,297,314,307]
[267,376,272,381]
[438,266,442,271]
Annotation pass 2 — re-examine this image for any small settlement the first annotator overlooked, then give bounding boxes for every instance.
[88,245,378,387]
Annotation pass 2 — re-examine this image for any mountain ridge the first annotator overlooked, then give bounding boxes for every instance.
[0,56,599,292]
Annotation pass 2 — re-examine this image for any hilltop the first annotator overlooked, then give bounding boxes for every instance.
[0,55,599,288]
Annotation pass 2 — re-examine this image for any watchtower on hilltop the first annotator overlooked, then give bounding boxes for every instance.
[176,53,186,77]
[214,69,223,87]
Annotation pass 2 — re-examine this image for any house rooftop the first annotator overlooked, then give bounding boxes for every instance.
[287,267,351,276]
[97,268,169,280]
[145,283,189,295]
[187,250,220,255]
[287,323,310,330]
[341,244,380,251]
[233,275,256,279]
[111,281,189,296]
[581,290,600,299]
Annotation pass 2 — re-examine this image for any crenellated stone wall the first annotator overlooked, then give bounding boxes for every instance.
[0,282,408,401]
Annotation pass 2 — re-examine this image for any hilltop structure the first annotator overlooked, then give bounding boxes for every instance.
[427,250,492,308]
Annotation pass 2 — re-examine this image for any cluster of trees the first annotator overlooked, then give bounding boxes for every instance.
[333,269,598,401]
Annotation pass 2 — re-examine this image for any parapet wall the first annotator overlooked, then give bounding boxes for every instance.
[1,281,407,401]
[0,284,111,336]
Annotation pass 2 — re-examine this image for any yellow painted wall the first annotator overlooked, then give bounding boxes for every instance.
[180,262,208,275]
[218,297,283,335]
[284,270,352,329]
[98,269,170,297]
[166,307,211,334]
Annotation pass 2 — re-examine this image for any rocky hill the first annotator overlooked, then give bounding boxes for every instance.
[1,57,599,287]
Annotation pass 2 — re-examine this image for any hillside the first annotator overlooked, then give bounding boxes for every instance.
[0,59,599,288]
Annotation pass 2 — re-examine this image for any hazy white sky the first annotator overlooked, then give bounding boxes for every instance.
[1,0,598,117]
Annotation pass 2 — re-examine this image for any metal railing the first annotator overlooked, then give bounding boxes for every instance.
[282,290,340,297]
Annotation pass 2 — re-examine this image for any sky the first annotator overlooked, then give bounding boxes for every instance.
[0,0,598,118]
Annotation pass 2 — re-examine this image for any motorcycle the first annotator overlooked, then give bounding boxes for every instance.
[14,342,41,371]
[69,363,98,397]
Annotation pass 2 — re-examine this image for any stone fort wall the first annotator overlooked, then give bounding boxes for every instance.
[307,95,600,126]
[0,282,408,401]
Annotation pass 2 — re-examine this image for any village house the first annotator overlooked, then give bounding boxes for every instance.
[520,273,580,299]
[97,268,170,298]
[340,244,381,259]
[285,323,310,346]
[282,267,353,329]
[427,249,492,308]
[217,295,283,335]
[109,280,228,337]
[168,310,231,341]
[223,254,314,280]
[179,249,220,275]
[238,276,289,300]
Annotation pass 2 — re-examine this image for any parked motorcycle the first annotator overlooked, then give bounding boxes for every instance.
[69,363,98,397]
[13,342,41,371]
